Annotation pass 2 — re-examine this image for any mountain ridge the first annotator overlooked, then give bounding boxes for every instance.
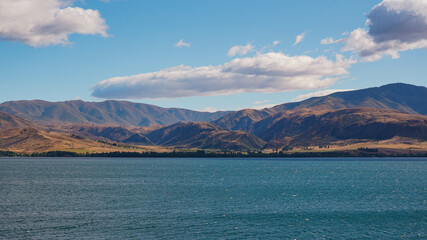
[214,83,427,132]
[272,83,427,114]
[0,99,231,127]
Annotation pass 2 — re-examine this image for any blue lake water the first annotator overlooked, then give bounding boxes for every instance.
[0,158,426,239]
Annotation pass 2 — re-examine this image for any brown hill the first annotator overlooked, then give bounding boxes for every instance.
[0,100,230,127]
[212,108,273,132]
[0,111,37,129]
[122,133,153,146]
[146,122,266,150]
[257,108,427,147]
[62,125,153,146]
[0,127,136,153]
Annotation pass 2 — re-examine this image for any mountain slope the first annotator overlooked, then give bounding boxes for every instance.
[0,100,230,127]
[0,111,37,129]
[0,127,135,153]
[147,122,266,150]
[272,83,427,114]
[258,108,427,147]
[212,108,273,132]
[214,83,427,132]
[63,125,153,145]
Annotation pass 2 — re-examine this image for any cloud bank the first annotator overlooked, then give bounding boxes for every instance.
[92,52,355,99]
[0,0,108,47]
[326,0,427,61]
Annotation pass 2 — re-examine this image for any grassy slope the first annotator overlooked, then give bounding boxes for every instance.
[0,127,162,153]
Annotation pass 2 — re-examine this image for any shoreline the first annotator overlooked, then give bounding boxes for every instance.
[2,150,427,158]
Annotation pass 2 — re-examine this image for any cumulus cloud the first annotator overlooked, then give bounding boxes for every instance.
[294,32,306,46]
[227,43,254,57]
[91,52,355,99]
[294,89,355,102]
[343,0,427,61]
[174,39,191,48]
[222,53,353,78]
[0,0,108,47]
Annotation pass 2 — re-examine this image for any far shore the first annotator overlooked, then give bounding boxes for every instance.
[1,150,427,158]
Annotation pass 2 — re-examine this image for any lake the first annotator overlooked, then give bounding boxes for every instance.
[1,158,426,239]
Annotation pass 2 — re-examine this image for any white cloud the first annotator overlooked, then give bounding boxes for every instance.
[272,41,280,47]
[294,89,355,102]
[342,0,427,61]
[91,52,355,99]
[294,32,306,46]
[0,0,108,47]
[222,53,354,78]
[227,43,254,57]
[174,39,191,48]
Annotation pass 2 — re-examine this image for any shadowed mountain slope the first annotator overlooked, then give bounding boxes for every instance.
[146,122,266,150]
[0,100,230,127]
[258,108,427,147]
[0,111,36,129]
[212,108,273,133]
[63,125,153,145]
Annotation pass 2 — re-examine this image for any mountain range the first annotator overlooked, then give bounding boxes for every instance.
[1,83,426,153]
[0,100,230,127]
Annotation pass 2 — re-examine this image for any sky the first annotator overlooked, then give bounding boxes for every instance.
[1,0,426,112]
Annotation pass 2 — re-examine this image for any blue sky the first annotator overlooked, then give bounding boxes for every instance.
[1,0,426,111]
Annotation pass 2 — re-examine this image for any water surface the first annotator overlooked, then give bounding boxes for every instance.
[1,158,426,239]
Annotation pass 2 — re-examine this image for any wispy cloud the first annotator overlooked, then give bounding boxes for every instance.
[227,43,254,57]
[253,100,269,105]
[252,100,275,110]
[321,37,345,45]
[0,0,108,47]
[294,32,306,46]
[174,39,191,48]
[252,104,277,110]
[91,52,355,99]
[294,89,355,102]
[272,41,280,47]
